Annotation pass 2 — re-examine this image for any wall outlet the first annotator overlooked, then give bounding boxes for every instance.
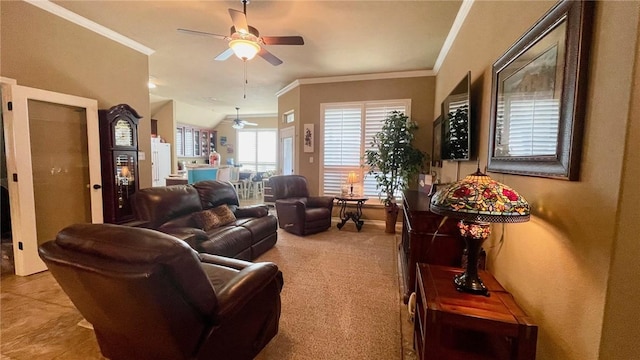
[309,157,314,163]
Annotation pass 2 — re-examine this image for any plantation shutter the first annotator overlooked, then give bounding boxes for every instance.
[363,103,407,200]
[184,128,194,157]
[176,127,184,157]
[496,92,560,156]
[321,100,409,203]
[323,105,362,195]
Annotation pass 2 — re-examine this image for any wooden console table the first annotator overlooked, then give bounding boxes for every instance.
[414,264,538,360]
[399,190,464,303]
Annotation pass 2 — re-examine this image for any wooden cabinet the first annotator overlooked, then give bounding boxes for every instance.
[99,104,140,224]
[399,190,464,303]
[201,130,209,158]
[176,124,216,159]
[414,264,538,360]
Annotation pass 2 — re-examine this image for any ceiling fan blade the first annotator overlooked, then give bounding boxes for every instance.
[244,121,258,126]
[214,48,235,61]
[258,47,283,66]
[228,9,249,34]
[261,36,304,46]
[177,28,228,40]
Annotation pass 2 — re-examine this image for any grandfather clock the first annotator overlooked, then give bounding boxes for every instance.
[99,104,141,224]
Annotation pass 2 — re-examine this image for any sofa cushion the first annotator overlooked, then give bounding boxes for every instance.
[194,180,240,209]
[199,226,252,258]
[131,185,203,229]
[240,217,278,244]
[161,213,199,229]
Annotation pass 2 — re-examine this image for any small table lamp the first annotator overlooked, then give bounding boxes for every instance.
[347,171,357,196]
[430,168,530,295]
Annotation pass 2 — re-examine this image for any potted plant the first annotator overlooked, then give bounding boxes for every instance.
[364,111,427,233]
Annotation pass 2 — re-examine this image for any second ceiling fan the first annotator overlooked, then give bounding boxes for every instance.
[232,107,257,129]
[178,0,304,66]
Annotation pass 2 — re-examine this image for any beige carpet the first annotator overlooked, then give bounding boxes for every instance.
[0,219,415,359]
[255,222,412,360]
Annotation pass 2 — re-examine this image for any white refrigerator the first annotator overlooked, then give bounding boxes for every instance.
[151,139,171,187]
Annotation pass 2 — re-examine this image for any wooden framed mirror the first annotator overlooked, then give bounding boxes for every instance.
[487,0,593,180]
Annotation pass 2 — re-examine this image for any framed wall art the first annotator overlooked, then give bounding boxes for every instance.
[487,0,593,180]
[303,123,314,153]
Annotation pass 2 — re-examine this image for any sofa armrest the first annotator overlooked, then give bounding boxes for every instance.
[214,262,280,321]
[234,204,269,218]
[308,196,335,209]
[199,253,254,271]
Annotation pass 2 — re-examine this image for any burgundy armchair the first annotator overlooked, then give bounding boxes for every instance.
[38,223,283,360]
[268,175,334,236]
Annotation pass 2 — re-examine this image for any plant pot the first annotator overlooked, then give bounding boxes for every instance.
[385,202,400,234]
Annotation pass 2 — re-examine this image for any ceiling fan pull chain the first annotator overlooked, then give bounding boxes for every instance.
[243,60,248,99]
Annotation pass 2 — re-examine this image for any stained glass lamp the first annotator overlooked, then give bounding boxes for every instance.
[430,168,530,295]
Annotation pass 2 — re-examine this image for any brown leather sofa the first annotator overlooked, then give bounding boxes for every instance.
[268,175,335,236]
[39,223,283,360]
[131,180,277,261]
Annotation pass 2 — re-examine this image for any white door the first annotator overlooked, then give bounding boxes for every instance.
[280,126,295,175]
[1,79,102,276]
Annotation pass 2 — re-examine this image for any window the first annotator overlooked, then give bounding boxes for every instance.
[321,100,410,203]
[284,111,294,124]
[237,129,277,173]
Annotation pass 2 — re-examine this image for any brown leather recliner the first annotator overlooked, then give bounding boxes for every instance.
[38,223,283,360]
[268,175,334,236]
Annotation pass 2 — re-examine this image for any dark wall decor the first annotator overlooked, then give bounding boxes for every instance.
[442,71,472,161]
[487,0,593,180]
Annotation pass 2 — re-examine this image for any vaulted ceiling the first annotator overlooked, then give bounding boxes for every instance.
[51,0,463,127]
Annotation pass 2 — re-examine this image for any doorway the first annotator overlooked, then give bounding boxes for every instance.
[280,126,295,175]
[1,80,102,275]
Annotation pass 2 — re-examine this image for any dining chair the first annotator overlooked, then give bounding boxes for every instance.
[216,166,231,182]
[230,167,246,199]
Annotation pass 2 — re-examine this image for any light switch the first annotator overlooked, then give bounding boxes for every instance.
[309,157,314,163]
[138,151,145,160]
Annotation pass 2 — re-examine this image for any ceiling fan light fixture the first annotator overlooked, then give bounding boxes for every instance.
[229,39,260,60]
[232,121,244,129]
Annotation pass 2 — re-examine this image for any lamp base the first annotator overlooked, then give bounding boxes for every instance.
[454,272,488,296]
[454,220,491,297]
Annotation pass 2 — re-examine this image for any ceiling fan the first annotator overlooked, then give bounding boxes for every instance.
[178,0,304,66]
[232,107,257,129]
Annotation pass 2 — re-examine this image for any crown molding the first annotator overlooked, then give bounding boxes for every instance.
[433,0,474,74]
[24,0,155,56]
[276,70,434,98]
